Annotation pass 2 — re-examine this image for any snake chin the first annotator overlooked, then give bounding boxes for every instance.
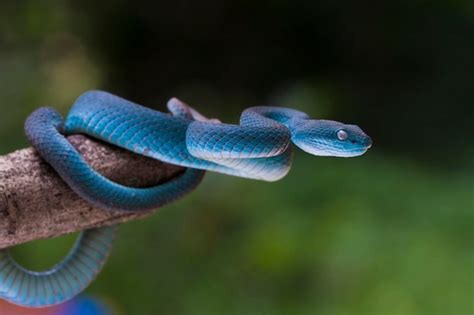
[342,147,370,157]
[294,142,370,157]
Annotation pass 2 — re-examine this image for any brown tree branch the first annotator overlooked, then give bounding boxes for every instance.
[0,135,186,249]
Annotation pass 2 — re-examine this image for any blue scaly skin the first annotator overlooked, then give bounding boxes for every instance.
[0,91,372,307]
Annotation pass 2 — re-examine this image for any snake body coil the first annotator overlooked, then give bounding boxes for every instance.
[0,91,371,307]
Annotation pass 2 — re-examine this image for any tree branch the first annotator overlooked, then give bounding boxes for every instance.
[0,135,186,249]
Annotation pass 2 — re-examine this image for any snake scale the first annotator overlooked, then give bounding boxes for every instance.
[0,91,371,307]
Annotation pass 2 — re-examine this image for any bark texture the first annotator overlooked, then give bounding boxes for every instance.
[0,135,186,249]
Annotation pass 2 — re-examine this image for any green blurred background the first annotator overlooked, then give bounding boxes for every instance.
[1,1,473,314]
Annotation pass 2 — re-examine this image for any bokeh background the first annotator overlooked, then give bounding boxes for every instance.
[1,1,473,314]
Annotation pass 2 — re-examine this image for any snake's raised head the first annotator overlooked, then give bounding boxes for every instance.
[291,119,372,157]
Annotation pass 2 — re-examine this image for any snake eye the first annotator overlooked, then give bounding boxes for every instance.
[337,130,348,141]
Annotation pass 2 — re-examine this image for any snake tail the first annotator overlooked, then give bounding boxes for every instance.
[0,226,116,307]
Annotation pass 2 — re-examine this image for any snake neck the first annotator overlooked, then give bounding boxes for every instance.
[240,106,310,131]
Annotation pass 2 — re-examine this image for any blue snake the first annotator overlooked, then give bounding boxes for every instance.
[0,91,371,307]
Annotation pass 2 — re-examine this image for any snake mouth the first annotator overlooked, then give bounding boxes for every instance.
[364,137,373,149]
[348,147,368,152]
[346,144,371,153]
[342,144,371,157]
[349,138,372,152]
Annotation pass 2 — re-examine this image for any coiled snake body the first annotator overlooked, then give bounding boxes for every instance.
[0,91,371,307]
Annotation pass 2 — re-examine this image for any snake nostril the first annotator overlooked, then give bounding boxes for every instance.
[351,140,357,144]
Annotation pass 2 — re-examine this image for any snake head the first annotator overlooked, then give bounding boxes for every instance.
[291,119,372,157]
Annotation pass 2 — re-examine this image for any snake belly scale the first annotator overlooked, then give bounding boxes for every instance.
[0,91,372,307]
